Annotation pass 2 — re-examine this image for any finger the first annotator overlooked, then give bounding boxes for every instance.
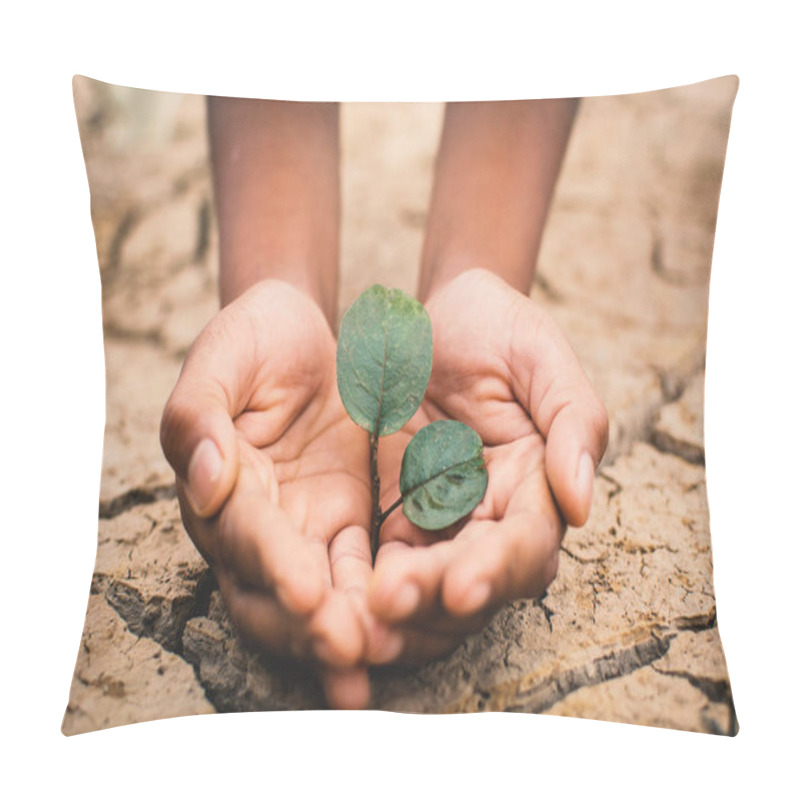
[402,603,495,637]
[544,400,608,526]
[176,481,217,566]
[369,540,453,622]
[218,575,310,660]
[160,307,254,518]
[326,525,390,663]
[364,621,405,665]
[308,591,366,668]
[441,511,562,616]
[329,525,372,597]
[510,305,609,526]
[383,625,463,667]
[217,447,327,615]
[318,666,371,710]
[328,528,406,664]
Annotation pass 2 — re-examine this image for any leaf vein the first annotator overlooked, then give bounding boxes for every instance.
[403,455,485,498]
[375,294,390,434]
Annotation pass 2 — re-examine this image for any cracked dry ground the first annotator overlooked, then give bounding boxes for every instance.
[63,76,738,735]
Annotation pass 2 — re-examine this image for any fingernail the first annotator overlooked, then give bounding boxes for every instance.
[370,628,404,664]
[390,583,420,619]
[186,438,223,516]
[459,581,491,614]
[577,451,595,509]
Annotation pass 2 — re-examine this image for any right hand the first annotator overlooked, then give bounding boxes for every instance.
[160,280,393,709]
[369,269,609,664]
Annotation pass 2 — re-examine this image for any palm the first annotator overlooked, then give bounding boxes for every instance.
[378,298,554,545]
[233,312,371,549]
[377,416,551,553]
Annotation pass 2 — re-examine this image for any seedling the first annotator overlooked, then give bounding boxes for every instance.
[336,285,488,560]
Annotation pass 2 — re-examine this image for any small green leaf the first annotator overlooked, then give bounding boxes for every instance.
[336,285,432,437]
[400,420,488,530]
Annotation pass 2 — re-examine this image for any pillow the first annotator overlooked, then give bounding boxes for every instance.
[63,75,738,735]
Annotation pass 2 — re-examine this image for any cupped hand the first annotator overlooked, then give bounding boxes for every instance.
[369,268,609,664]
[160,280,395,708]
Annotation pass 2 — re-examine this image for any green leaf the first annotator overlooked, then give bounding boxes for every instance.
[336,285,433,437]
[400,420,488,530]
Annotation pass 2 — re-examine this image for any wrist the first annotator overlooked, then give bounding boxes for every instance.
[220,260,337,328]
[419,257,531,305]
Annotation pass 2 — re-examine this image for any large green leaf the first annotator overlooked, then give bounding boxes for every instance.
[336,285,432,436]
[399,420,488,530]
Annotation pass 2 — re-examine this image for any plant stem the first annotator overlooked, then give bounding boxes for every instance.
[379,496,403,526]
[369,430,382,562]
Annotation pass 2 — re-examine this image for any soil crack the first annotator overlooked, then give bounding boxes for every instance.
[99,483,177,519]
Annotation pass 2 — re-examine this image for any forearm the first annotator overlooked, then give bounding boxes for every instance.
[418,99,578,301]
[207,97,341,324]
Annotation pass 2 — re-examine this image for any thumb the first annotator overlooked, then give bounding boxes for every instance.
[160,319,245,518]
[513,305,609,527]
[544,402,608,527]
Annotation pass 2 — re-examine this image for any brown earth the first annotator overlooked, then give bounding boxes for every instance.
[62,75,738,735]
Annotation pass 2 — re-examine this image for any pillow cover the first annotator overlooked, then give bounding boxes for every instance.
[63,75,738,735]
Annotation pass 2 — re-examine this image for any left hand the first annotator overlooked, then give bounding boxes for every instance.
[368,269,609,664]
